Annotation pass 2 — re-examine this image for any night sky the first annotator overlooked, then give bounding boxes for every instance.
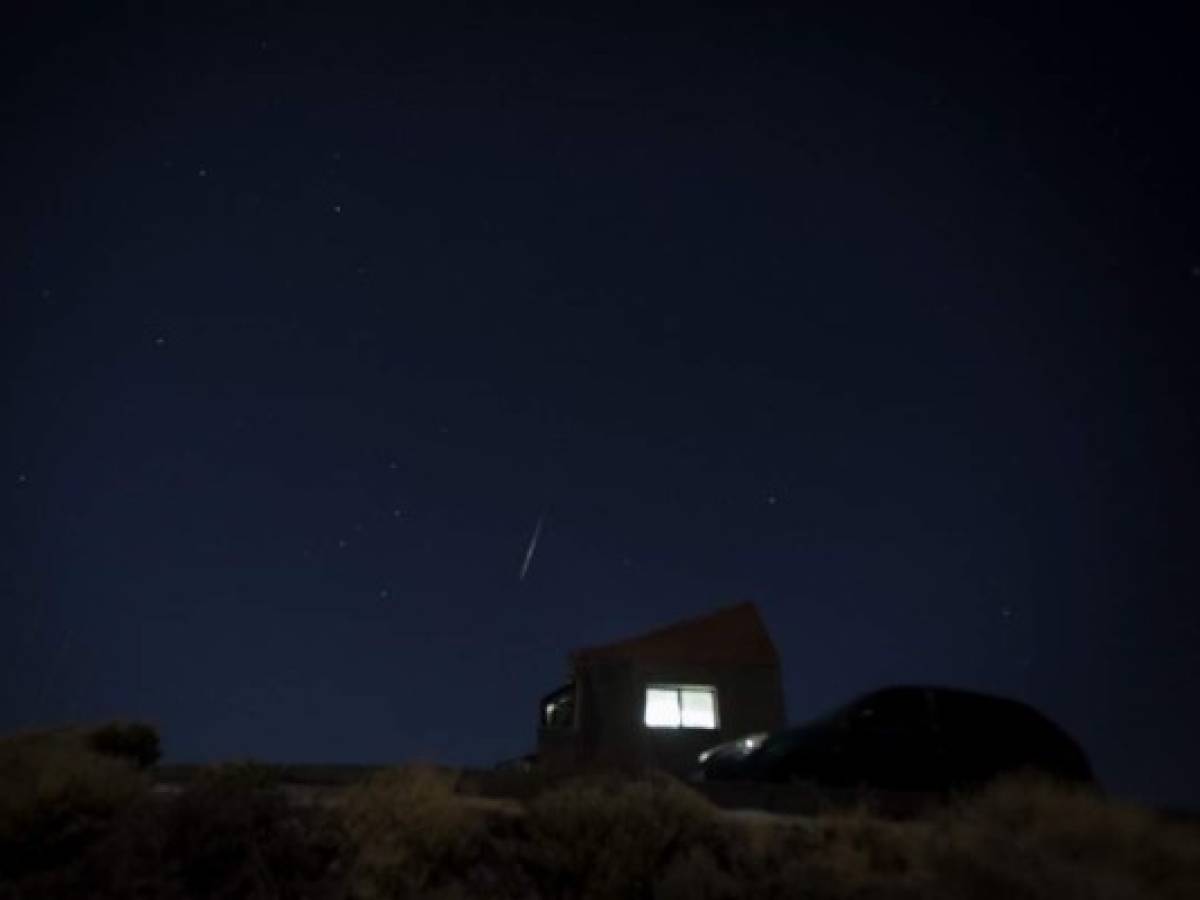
[3,5,1198,808]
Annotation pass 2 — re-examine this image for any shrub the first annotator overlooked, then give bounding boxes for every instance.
[651,843,731,900]
[924,775,1200,900]
[149,774,344,899]
[0,729,148,880]
[14,774,347,900]
[4,738,1198,900]
[85,721,161,769]
[524,770,715,900]
[338,764,503,899]
[650,779,1200,900]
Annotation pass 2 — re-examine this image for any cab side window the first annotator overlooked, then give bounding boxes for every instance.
[541,683,576,730]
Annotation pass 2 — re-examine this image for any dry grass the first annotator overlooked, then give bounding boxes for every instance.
[2,728,1198,900]
[524,769,716,899]
[645,779,1200,900]
[922,776,1200,900]
[0,727,149,881]
[0,727,345,899]
[338,764,492,899]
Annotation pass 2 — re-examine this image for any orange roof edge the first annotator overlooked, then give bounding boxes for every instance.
[571,601,779,667]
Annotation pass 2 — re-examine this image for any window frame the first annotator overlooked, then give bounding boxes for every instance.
[643,683,720,730]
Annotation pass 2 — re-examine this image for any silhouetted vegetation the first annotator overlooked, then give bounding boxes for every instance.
[0,726,148,883]
[0,727,343,899]
[3,726,1199,899]
[84,721,161,769]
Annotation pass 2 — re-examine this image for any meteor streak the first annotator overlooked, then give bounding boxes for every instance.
[518,514,545,581]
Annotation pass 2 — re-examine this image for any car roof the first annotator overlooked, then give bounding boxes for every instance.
[837,685,1062,727]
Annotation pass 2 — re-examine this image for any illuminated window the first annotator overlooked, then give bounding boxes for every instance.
[644,685,718,729]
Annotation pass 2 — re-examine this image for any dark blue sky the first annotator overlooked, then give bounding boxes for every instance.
[3,4,1198,807]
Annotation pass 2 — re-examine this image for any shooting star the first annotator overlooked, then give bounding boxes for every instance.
[518,513,545,582]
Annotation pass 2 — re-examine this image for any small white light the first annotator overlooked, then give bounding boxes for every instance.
[740,733,766,751]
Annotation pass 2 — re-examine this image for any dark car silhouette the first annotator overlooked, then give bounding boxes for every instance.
[695,685,1094,791]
